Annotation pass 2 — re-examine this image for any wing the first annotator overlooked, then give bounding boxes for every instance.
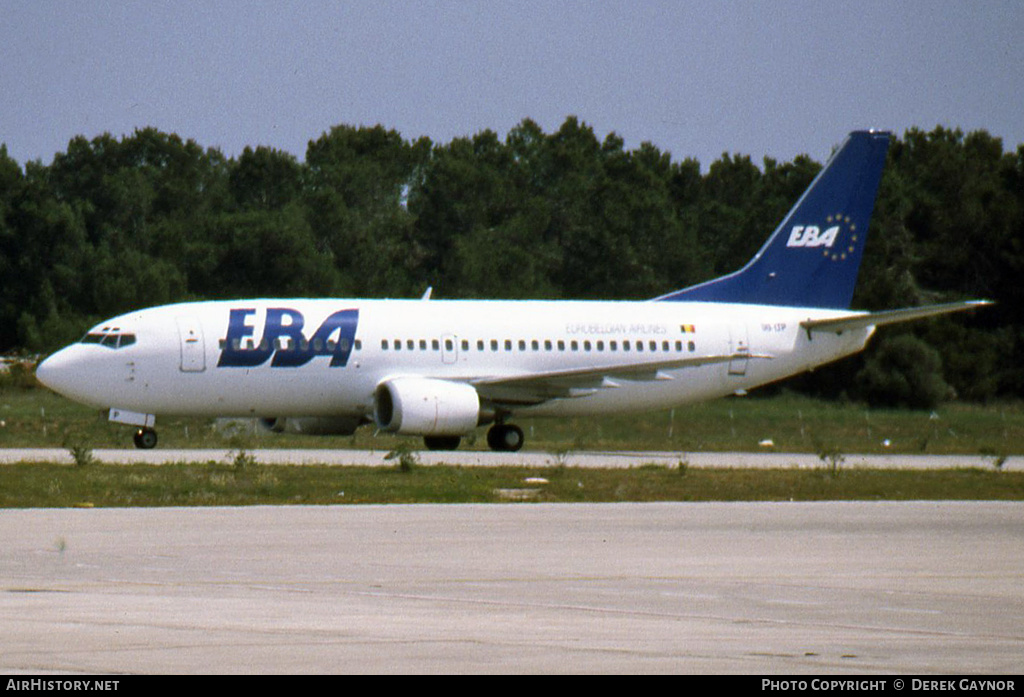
[471,352,772,406]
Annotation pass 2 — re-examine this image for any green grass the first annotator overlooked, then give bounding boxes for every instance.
[3,385,1021,507]
[2,461,1022,508]
[1,386,1021,456]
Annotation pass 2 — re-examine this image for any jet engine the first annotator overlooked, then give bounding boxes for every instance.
[259,416,362,436]
[374,377,480,436]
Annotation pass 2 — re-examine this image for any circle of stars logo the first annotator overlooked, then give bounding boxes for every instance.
[824,213,857,262]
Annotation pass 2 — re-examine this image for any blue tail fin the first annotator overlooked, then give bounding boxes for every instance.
[656,130,891,309]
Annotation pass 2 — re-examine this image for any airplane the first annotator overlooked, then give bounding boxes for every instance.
[35,130,989,452]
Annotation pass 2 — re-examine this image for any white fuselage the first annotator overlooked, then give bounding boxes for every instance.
[38,298,872,422]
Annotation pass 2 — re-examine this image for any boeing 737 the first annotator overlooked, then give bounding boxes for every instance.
[35,131,989,451]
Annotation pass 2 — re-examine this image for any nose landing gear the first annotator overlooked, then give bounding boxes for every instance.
[133,428,158,449]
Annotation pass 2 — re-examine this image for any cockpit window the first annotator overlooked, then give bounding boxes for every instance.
[80,327,136,349]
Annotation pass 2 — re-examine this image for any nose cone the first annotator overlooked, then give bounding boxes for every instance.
[36,347,77,395]
[36,346,108,408]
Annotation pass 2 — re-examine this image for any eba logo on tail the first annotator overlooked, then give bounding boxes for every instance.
[787,224,839,248]
[786,214,859,261]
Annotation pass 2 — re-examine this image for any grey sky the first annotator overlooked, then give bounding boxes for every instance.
[2,0,1022,170]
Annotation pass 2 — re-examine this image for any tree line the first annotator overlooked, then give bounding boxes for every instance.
[1,119,1020,406]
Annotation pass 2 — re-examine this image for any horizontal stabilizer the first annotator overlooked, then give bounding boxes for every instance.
[801,300,992,335]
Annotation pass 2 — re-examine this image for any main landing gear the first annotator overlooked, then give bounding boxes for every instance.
[133,427,158,449]
[486,423,524,452]
[421,423,525,452]
[423,435,461,451]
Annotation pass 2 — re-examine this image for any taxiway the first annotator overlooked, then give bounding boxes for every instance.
[1,501,1021,674]
[0,448,1018,469]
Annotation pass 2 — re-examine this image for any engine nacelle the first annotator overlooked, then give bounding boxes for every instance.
[259,416,361,436]
[374,377,480,436]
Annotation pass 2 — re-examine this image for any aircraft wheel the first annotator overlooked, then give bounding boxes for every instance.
[487,424,524,452]
[423,435,461,451]
[133,428,158,450]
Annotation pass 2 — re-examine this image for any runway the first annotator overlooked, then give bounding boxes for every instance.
[0,447,1019,470]
[1,502,1021,674]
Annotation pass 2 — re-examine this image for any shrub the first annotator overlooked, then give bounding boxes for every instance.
[855,334,949,409]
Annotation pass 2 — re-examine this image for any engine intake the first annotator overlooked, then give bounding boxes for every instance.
[374,377,480,436]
